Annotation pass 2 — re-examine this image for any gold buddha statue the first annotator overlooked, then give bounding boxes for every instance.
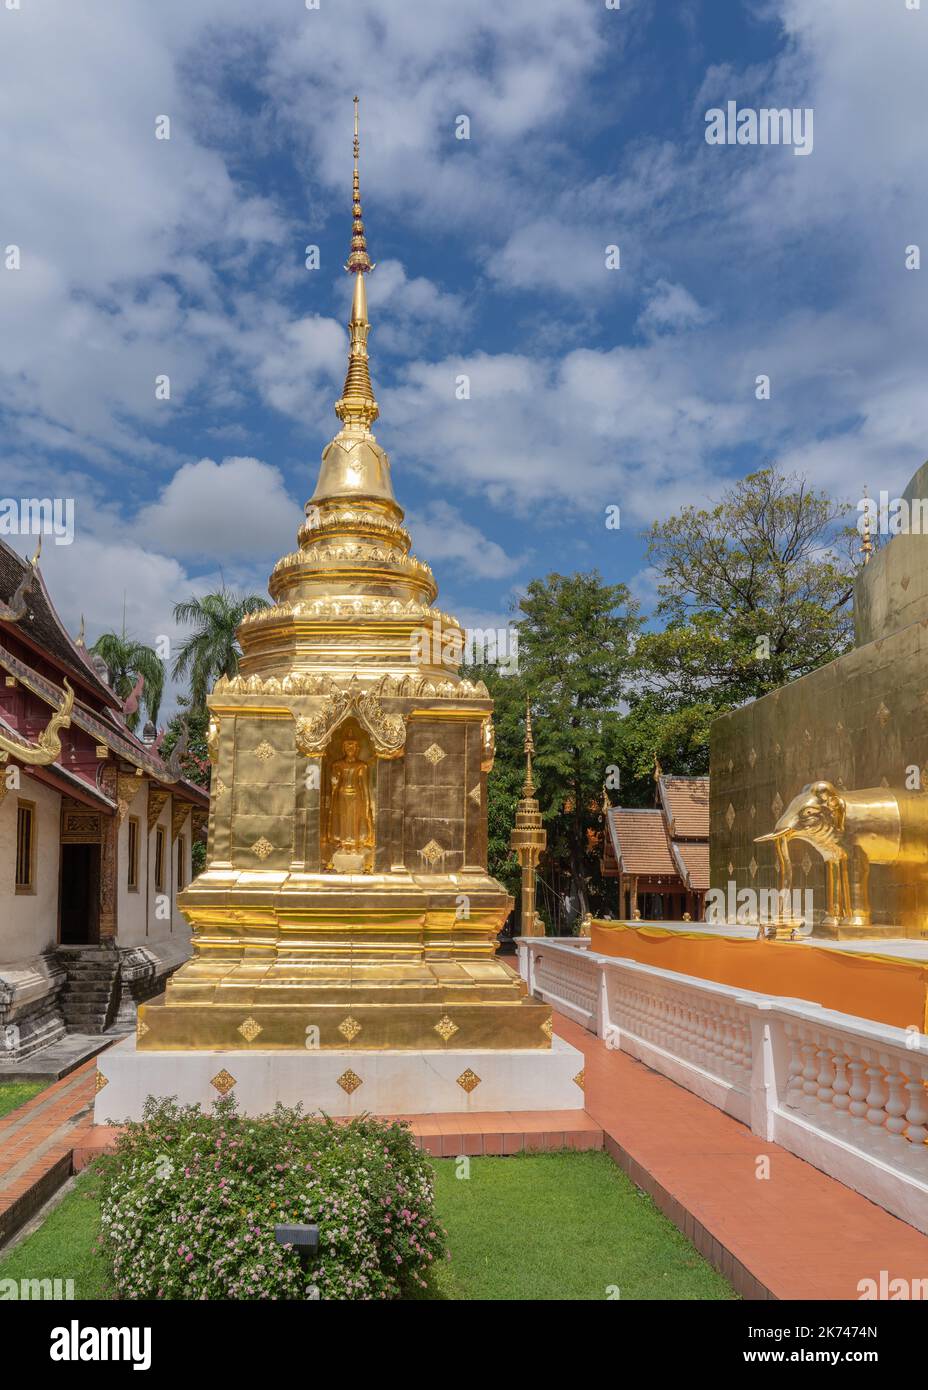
[136,99,552,1053]
[325,736,374,871]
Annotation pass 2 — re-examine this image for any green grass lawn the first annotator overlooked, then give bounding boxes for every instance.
[425,1151,735,1300]
[0,1151,733,1301]
[0,1082,43,1119]
[0,1167,109,1300]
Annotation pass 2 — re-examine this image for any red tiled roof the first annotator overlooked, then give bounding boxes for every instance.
[672,840,710,891]
[658,775,709,839]
[606,808,678,878]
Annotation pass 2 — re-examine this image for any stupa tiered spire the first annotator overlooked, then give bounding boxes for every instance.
[335,96,379,432]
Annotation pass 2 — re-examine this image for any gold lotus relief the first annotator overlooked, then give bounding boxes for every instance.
[239,595,461,625]
[273,543,434,577]
[211,671,489,699]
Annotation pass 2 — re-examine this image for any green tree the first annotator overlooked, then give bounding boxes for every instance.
[90,632,164,732]
[628,468,858,776]
[471,571,640,929]
[172,588,269,712]
[161,704,210,875]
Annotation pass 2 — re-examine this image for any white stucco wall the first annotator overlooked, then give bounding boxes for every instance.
[116,781,148,946]
[115,787,191,948]
[0,774,60,965]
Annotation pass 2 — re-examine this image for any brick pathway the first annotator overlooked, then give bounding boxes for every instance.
[0,1058,96,1245]
[3,1020,928,1301]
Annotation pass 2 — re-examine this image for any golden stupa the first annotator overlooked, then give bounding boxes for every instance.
[138,100,552,1052]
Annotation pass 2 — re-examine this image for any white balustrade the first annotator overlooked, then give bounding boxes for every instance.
[516,936,928,1235]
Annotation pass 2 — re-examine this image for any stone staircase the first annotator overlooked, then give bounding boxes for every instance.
[57,948,121,1035]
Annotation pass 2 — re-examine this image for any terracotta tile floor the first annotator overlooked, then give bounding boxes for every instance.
[3,1018,928,1300]
[556,1013,928,1299]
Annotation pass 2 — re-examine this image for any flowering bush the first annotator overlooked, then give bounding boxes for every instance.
[96,1097,446,1300]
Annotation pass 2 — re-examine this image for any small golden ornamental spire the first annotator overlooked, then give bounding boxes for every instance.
[861,484,873,564]
[522,698,535,798]
[511,699,546,937]
[335,96,379,432]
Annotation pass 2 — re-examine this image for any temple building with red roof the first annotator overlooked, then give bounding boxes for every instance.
[603,773,709,921]
[0,539,209,1064]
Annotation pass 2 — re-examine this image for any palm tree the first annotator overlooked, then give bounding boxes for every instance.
[172,588,269,710]
[91,633,165,731]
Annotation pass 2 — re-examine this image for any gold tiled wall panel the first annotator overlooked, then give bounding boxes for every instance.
[403,718,470,873]
[229,714,296,870]
[711,618,928,931]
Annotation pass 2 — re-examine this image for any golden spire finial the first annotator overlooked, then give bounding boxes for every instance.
[861,484,873,564]
[522,698,535,798]
[334,96,379,432]
[345,95,374,276]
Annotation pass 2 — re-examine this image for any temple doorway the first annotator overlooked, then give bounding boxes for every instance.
[59,842,101,945]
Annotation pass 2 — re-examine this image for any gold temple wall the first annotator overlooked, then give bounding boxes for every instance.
[711,615,928,937]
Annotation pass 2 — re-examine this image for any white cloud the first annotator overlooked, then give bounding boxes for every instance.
[405,500,527,581]
[132,457,300,561]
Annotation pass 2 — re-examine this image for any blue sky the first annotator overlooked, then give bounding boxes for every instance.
[1,0,926,708]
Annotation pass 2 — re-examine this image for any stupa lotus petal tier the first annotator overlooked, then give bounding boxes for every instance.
[138,99,551,1052]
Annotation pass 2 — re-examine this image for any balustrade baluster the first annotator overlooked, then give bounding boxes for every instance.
[904,1077,928,1147]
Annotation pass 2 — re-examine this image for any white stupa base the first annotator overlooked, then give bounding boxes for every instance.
[93,1034,586,1123]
